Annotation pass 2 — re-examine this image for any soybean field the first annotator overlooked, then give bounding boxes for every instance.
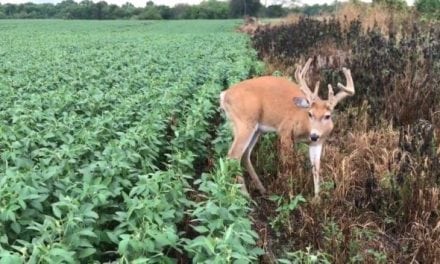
[0,20,264,263]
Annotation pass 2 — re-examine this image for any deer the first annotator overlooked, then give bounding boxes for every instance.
[219,58,355,198]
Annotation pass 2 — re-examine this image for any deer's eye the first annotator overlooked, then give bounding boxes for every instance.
[308,112,313,118]
[324,115,331,120]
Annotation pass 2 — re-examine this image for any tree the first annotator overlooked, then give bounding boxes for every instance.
[300,3,335,16]
[264,4,287,17]
[372,0,407,10]
[415,0,440,19]
[229,0,262,18]
[94,1,108,19]
[139,3,162,19]
[198,0,229,19]
[120,2,138,18]
[171,4,193,19]
[55,0,77,18]
[0,5,5,18]
[3,3,17,17]
[105,4,122,19]
[157,5,172,19]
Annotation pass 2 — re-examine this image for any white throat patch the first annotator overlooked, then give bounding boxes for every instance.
[309,144,322,164]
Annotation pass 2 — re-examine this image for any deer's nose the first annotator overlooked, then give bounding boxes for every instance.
[310,133,320,142]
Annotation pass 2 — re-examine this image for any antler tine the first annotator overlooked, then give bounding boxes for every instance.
[314,81,320,97]
[327,84,334,100]
[328,67,355,109]
[300,58,313,78]
[337,68,354,92]
[295,58,314,101]
[294,65,302,85]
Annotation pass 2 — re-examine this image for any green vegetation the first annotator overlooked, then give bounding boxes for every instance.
[1,0,438,21]
[0,20,263,263]
[1,2,439,262]
[0,0,269,20]
[229,0,262,18]
[416,0,440,19]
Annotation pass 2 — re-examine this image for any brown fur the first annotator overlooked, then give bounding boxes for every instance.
[220,59,354,196]
[221,76,335,195]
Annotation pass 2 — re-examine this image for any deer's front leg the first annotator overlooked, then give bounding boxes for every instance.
[309,143,323,198]
[279,130,294,168]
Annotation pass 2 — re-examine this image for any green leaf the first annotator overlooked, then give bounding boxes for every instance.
[0,253,22,264]
[118,238,130,253]
[233,258,250,264]
[78,247,96,258]
[52,205,62,219]
[155,233,171,247]
[224,224,234,241]
[132,258,150,264]
[78,229,97,238]
[0,235,8,244]
[106,231,119,244]
[192,225,210,234]
[11,222,21,234]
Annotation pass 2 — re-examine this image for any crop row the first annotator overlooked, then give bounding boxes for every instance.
[0,20,263,263]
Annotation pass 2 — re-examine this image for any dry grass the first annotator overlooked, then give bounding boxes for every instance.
[335,3,397,34]
[245,99,440,262]
[268,13,302,27]
[243,4,440,261]
[249,114,439,263]
[265,2,418,38]
[326,127,398,202]
[236,16,265,36]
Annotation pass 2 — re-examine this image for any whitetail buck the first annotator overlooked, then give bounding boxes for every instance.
[220,58,355,198]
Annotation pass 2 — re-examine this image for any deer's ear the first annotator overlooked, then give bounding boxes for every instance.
[293,97,310,108]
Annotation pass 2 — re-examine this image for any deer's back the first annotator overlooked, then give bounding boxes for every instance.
[222,76,307,128]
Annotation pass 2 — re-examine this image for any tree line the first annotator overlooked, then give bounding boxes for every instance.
[0,0,338,20]
[0,0,280,19]
[0,0,438,20]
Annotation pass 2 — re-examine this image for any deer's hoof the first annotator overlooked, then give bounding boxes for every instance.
[311,195,322,205]
[258,187,267,195]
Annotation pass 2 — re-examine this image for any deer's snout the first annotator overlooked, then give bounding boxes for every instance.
[310,133,320,142]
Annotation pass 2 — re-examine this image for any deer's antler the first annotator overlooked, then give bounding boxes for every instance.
[295,58,317,102]
[327,67,355,109]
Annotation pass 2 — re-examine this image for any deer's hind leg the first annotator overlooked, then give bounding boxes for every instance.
[243,130,266,194]
[226,118,259,194]
[227,122,258,160]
